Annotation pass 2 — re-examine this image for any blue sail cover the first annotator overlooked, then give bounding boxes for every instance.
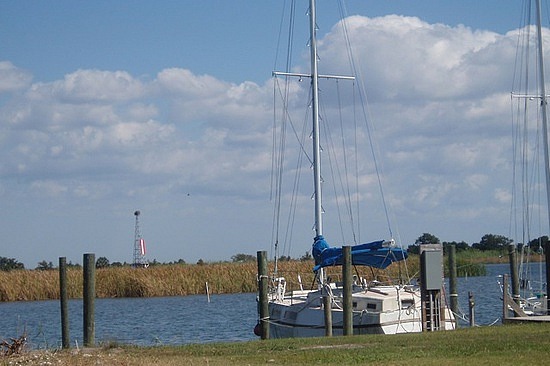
[312,235,408,271]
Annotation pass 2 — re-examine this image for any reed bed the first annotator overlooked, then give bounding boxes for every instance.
[0,259,421,302]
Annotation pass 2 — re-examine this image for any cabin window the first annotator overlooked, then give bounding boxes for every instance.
[401,299,414,309]
[367,303,377,310]
[352,301,357,309]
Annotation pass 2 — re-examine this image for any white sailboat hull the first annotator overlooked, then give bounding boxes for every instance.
[268,284,456,338]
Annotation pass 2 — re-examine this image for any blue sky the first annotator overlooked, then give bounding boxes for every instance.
[1,1,519,84]
[0,0,544,267]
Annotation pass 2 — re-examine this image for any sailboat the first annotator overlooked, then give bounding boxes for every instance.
[264,0,455,337]
[507,0,549,316]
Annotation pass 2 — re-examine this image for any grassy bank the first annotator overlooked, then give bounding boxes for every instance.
[0,260,417,302]
[3,323,549,365]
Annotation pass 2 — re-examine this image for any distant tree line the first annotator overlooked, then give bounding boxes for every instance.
[2,232,545,271]
[407,232,547,255]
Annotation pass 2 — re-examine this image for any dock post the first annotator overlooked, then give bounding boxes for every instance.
[257,251,269,340]
[502,274,509,321]
[448,244,458,320]
[323,296,332,337]
[468,291,475,327]
[546,243,550,315]
[342,246,353,336]
[508,244,521,312]
[59,257,70,349]
[83,253,95,347]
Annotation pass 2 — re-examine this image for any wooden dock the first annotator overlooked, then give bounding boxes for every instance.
[503,315,550,323]
[502,274,550,323]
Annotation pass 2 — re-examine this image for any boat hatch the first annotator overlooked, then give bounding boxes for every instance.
[401,299,415,309]
[353,299,380,311]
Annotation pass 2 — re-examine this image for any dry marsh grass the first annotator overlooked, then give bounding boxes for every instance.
[0,259,418,302]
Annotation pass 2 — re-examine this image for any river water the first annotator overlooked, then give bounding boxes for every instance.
[0,263,545,349]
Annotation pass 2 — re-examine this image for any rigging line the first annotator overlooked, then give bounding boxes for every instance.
[352,82,361,243]
[338,0,362,242]
[336,0,361,243]
[318,86,348,245]
[336,80,358,245]
[520,12,531,246]
[274,77,314,167]
[338,0,410,280]
[271,78,286,265]
[509,0,530,244]
[339,10,394,241]
[270,0,306,260]
[271,0,297,266]
[511,2,529,247]
[273,0,293,72]
[271,0,295,201]
[508,96,519,250]
[283,92,312,258]
[274,78,315,258]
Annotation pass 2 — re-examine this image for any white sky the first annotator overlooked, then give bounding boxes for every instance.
[0,1,544,267]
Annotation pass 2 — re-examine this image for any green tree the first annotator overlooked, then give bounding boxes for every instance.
[472,234,513,251]
[442,241,470,254]
[66,261,81,268]
[300,251,312,261]
[231,253,256,263]
[408,233,441,254]
[0,257,25,271]
[95,256,110,268]
[35,260,54,270]
[415,233,441,245]
[527,236,548,252]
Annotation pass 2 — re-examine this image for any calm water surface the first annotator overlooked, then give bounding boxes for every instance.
[0,293,257,349]
[0,263,545,348]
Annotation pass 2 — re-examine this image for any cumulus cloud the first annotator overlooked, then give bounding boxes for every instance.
[29,69,146,103]
[0,61,32,93]
[0,14,539,265]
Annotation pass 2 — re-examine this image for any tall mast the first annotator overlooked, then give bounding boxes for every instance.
[535,0,550,236]
[309,0,323,238]
[535,0,550,315]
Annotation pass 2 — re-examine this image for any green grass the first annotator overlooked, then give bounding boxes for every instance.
[4,323,550,365]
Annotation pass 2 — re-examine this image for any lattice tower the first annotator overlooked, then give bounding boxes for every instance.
[133,210,148,268]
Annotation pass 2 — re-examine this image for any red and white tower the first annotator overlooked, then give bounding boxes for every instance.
[133,210,148,268]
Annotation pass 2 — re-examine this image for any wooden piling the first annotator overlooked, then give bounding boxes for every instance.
[342,246,353,336]
[323,296,332,337]
[256,251,269,340]
[508,244,521,311]
[448,244,458,319]
[59,257,69,349]
[502,274,510,321]
[502,273,527,320]
[546,243,550,315]
[83,253,95,347]
[205,282,211,303]
[468,291,475,327]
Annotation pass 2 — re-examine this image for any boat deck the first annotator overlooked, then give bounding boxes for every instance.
[503,315,550,323]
